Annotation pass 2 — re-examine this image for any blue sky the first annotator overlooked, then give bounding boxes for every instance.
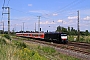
[0,0,90,32]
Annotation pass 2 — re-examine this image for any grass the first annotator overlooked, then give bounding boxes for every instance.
[14,48,47,60]
[41,46,56,54]
[0,43,19,60]
[0,37,47,60]
[0,35,81,60]
[59,53,80,60]
[25,40,80,60]
[68,35,90,43]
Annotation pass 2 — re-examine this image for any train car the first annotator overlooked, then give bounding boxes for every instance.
[16,32,68,44]
[16,33,44,39]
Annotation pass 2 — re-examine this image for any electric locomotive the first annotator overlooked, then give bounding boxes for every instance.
[44,32,68,43]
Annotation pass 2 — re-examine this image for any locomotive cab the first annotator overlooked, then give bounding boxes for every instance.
[60,33,68,44]
[44,32,68,44]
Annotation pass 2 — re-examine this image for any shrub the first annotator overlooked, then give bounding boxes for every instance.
[86,39,90,43]
[41,46,56,54]
[68,36,74,41]
[14,41,27,49]
[0,38,7,44]
[31,51,47,60]
[4,34,11,40]
[14,48,47,60]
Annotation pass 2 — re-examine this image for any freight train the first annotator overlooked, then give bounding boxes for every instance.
[16,32,68,44]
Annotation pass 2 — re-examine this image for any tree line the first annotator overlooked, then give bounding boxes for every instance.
[0,25,89,36]
[56,26,90,36]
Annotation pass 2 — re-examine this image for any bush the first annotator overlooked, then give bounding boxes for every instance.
[41,46,56,54]
[79,37,84,42]
[4,34,11,40]
[15,48,47,60]
[14,41,27,49]
[0,38,7,44]
[68,36,75,41]
[86,39,90,43]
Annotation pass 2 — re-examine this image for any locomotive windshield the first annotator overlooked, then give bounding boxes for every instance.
[61,33,67,36]
[61,33,67,39]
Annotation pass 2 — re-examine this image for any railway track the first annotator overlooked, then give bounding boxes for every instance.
[26,39,90,55]
[68,42,90,49]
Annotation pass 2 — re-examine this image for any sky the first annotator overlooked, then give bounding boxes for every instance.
[0,0,90,32]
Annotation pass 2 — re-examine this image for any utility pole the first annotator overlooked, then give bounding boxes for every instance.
[0,22,4,34]
[77,10,80,41]
[2,7,10,34]
[2,22,4,34]
[35,23,36,32]
[37,16,41,32]
[21,26,22,32]
[23,22,24,33]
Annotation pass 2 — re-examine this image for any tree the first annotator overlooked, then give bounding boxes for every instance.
[62,27,67,32]
[85,30,89,36]
[71,27,74,32]
[70,27,77,35]
[68,26,70,32]
[0,30,4,34]
[67,27,71,35]
[56,26,62,32]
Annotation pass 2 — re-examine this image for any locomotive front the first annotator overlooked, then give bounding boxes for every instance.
[60,33,68,43]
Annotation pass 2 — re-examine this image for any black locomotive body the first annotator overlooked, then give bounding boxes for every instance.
[44,32,68,43]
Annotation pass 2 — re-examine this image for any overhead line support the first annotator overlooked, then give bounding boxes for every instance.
[77,10,80,41]
[2,7,10,34]
[37,16,41,32]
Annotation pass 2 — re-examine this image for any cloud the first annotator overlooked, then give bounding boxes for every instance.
[83,16,90,20]
[29,10,41,13]
[57,20,63,23]
[68,16,77,20]
[29,10,51,16]
[13,16,33,21]
[52,13,58,16]
[40,21,56,24]
[28,4,32,6]
[81,9,90,15]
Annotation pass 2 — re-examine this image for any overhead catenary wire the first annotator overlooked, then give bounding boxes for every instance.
[40,0,85,31]
[9,0,80,20]
[2,0,85,22]
[1,0,10,21]
[3,0,85,25]
[7,0,84,31]
[10,8,38,17]
[53,0,84,15]
[43,0,85,29]
[1,0,11,34]
[52,0,78,14]
[1,0,6,21]
[7,0,10,6]
[3,0,5,7]
[8,0,84,22]
[0,0,6,33]
[1,0,88,32]
[42,0,85,20]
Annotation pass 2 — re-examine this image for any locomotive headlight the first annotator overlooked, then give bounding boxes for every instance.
[61,36,67,39]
